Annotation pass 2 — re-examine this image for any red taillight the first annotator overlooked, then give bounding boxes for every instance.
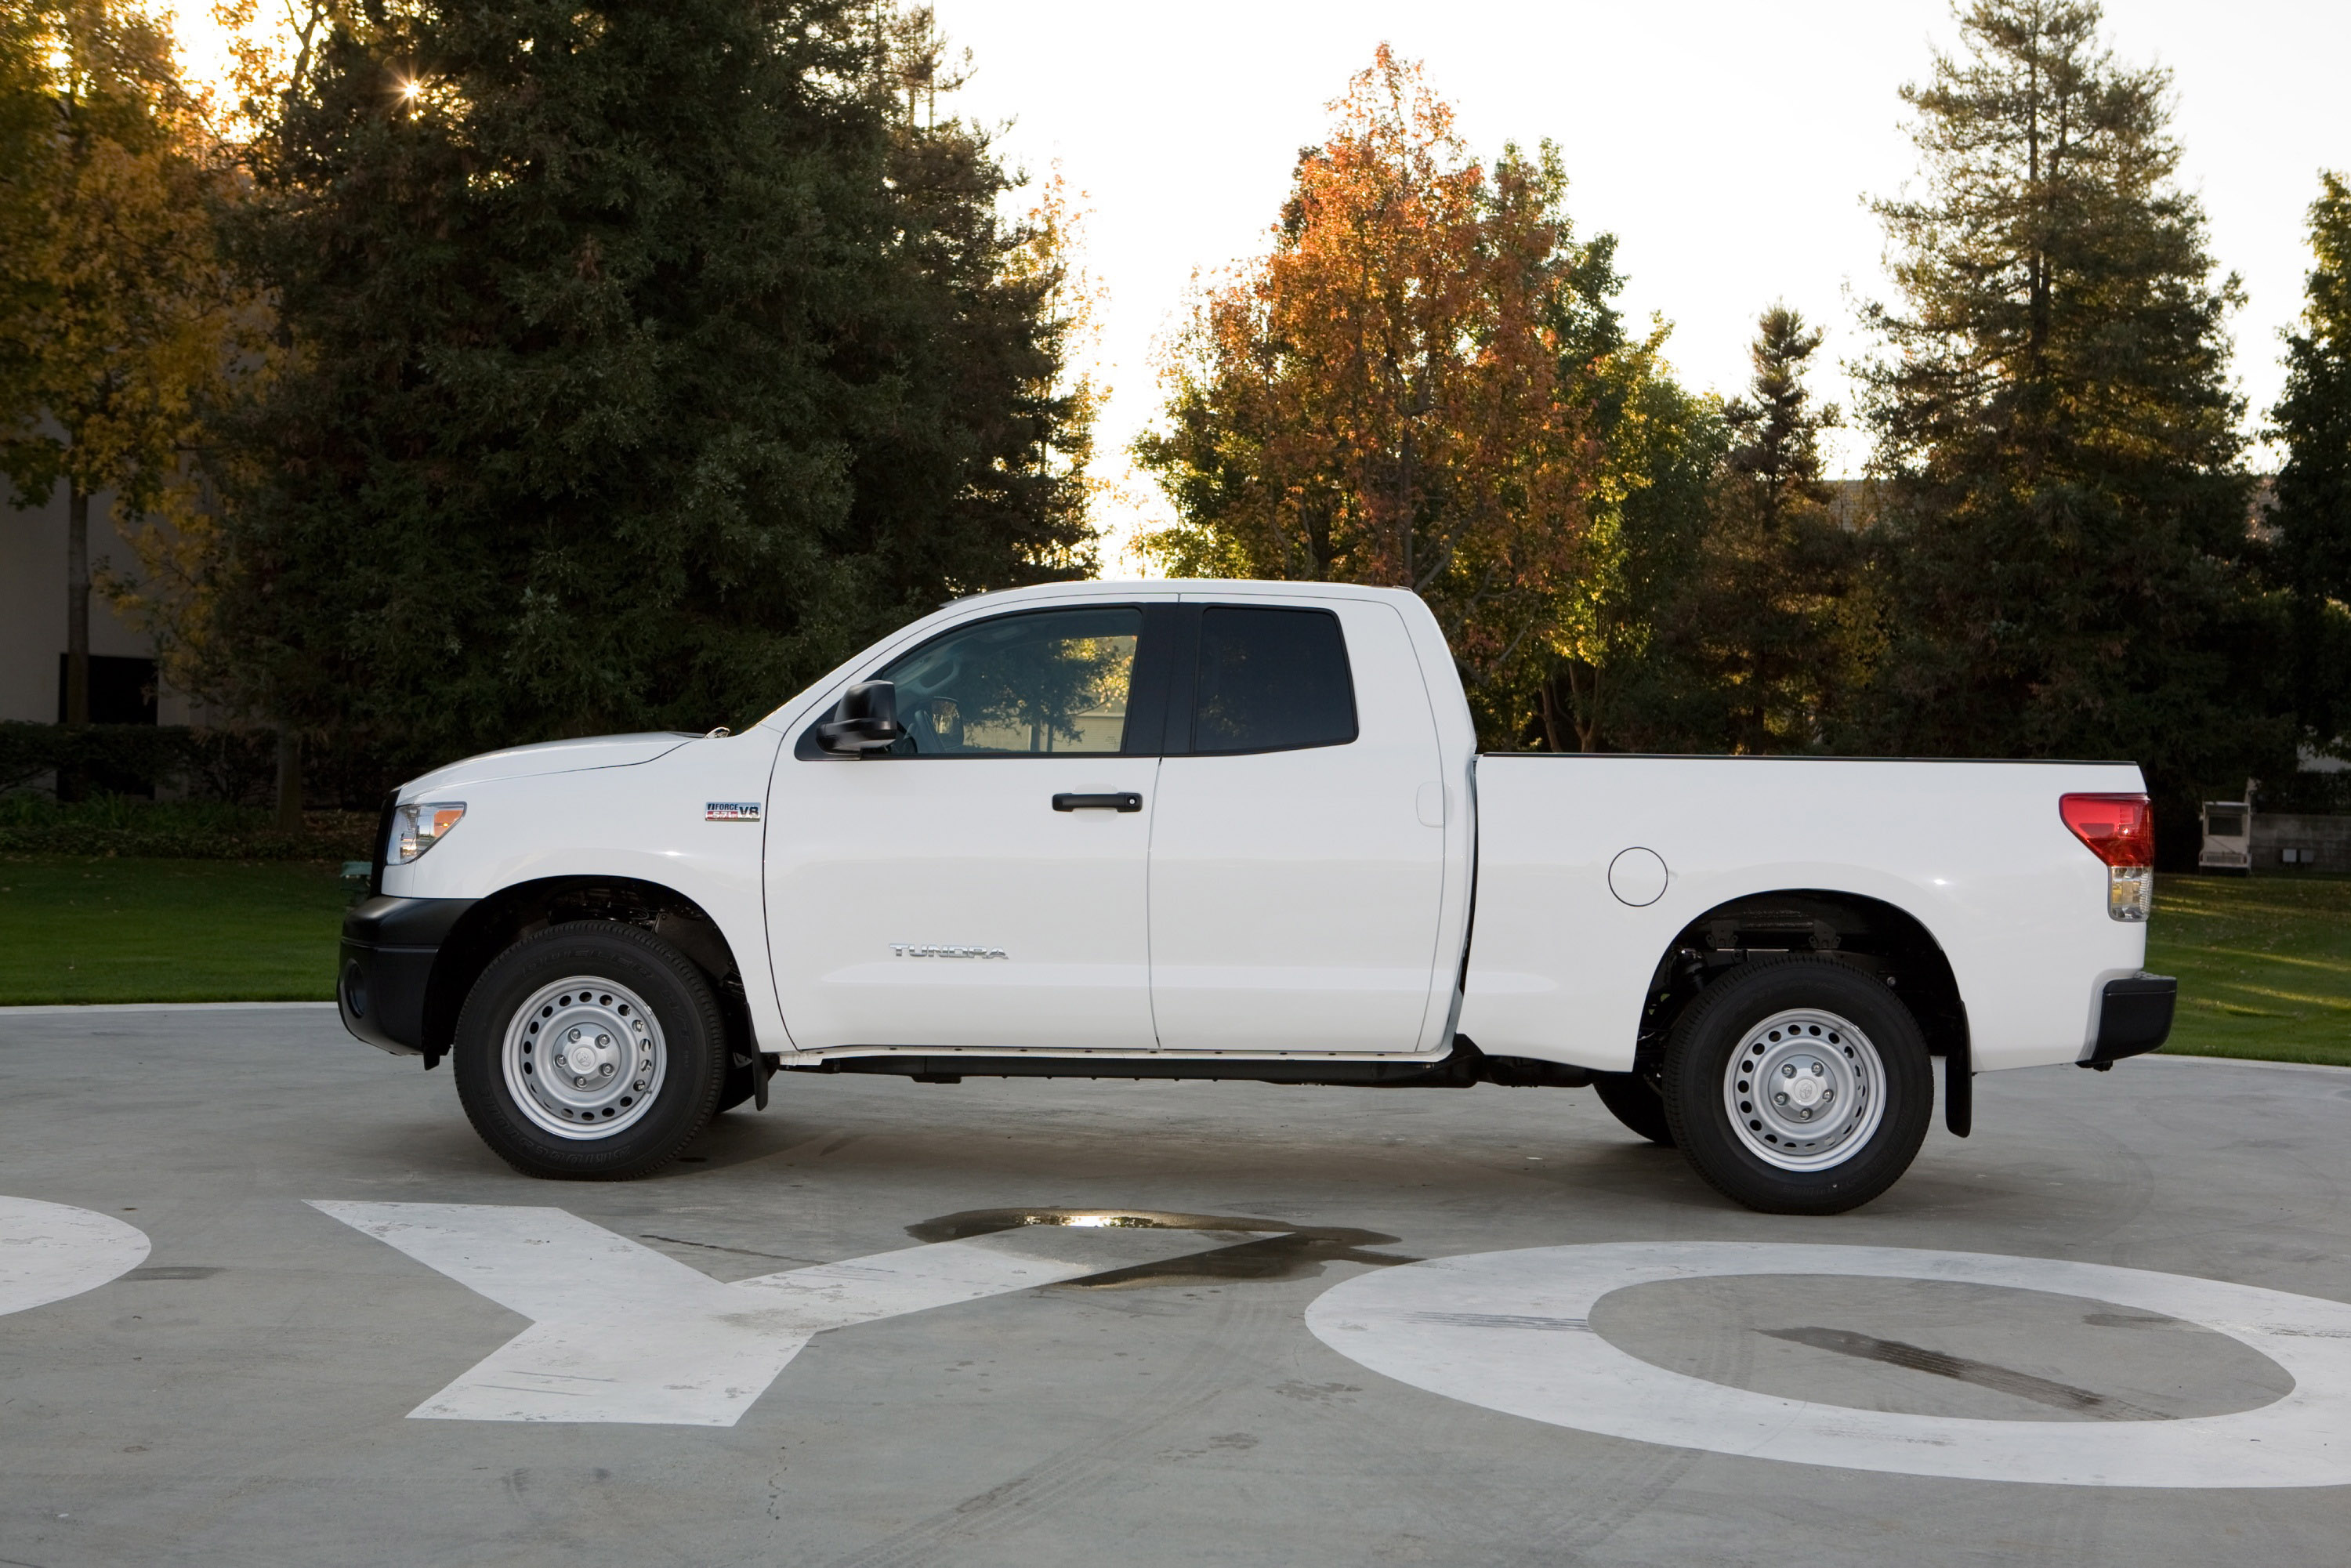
[2060,793,2154,867]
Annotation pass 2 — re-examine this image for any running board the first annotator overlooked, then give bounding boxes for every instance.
[783,1040,1588,1090]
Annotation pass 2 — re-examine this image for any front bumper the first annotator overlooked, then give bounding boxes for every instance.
[339,895,477,1056]
[2082,973,2177,1067]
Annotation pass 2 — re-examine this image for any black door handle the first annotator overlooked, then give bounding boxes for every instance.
[1052,791,1143,813]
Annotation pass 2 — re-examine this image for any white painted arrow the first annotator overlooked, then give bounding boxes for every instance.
[310,1201,1254,1425]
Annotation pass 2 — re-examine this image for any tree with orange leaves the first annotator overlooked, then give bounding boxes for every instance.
[1136,46,1604,715]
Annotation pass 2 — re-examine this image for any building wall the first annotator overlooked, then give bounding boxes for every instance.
[0,476,199,725]
[2250,813,2351,875]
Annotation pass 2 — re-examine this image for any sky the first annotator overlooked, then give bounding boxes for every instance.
[165,1,2351,570]
[926,0,2351,567]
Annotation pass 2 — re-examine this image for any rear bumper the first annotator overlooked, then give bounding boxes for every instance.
[339,895,476,1056]
[2082,973,2177,1067]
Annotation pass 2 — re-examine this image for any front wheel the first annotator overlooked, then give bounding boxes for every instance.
[453,922,730,1179]
[1661,956,1932,1215]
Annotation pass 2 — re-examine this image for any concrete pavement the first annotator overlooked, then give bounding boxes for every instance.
[3,1005,2348,1566]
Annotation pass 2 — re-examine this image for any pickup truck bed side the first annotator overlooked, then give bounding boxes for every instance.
[1459,754,2151,1075]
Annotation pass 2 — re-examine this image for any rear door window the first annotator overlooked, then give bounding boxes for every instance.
[1189,606,1357,754]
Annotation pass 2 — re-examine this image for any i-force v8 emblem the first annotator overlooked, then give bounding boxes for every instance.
[892,944,1009,960]
[705,802,761,822]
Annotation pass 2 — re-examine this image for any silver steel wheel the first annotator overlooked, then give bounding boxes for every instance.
[502,975,667,1141]
[1722,1008,1886,1172]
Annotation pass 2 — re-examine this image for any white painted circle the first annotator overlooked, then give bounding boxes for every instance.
[0,1196,150,1316]
[1607,847,1669,907]
[1306,1242,2351,1488]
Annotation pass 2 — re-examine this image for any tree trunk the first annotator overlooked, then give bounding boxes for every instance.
[1564,660,1603,752]
[64,478,91,726]
[274,728,304,834]
[59,479,92,802]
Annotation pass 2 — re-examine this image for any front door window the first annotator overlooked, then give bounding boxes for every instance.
[881,608,1140,756]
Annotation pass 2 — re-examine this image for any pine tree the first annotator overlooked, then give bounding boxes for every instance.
[202,0,1094,768]
[1853,0,2283,834]
[1686,306,1856,753]
[2272,172,2351,751]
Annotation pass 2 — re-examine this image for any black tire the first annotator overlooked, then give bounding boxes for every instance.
[1591,1072,1675,1146]
[1661,956,1933,1215]
[454,922,729,1179]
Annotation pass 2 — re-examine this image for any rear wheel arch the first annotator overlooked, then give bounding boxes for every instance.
[1636,889,1968,1074]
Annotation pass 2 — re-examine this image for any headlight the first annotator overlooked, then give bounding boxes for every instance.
[389,801,465,864]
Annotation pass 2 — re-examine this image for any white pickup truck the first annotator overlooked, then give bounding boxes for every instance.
[339,581,2174,1213]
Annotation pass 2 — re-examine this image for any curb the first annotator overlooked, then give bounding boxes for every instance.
[0,1001,339,1016]
[2143,1050,2351,1075]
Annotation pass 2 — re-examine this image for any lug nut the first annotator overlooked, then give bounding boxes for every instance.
[600,1063,615,1076]
[568,1028,581,1042]
[1774,1092,1789,1105]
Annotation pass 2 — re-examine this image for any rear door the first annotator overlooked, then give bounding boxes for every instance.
[1146,599,1450,1054]
[766,603,1170,1053]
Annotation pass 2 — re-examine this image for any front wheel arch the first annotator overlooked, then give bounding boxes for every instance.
[422,876,749,1066]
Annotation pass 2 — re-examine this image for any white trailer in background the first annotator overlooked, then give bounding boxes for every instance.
[2199,793,2252,873]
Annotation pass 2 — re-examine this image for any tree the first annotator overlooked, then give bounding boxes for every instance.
[1851,0,2282,842]
[0,1,251,778]
[197,0,1096,774]
[1526,255,1727,754]
[1135,47,1603,723]
[2271,172,2351,751]
[1683,305,1858,754]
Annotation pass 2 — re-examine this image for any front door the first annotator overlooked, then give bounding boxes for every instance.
[766,604,1161,1053]
[1147,599,1450,1054]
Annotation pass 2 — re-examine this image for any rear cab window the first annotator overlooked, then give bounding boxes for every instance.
[1187,605,1357,754]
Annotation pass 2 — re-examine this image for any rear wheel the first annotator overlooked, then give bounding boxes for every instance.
[1590,1073,1675,1146]
[454,922,728,1179]
[1661,956,1932,1215]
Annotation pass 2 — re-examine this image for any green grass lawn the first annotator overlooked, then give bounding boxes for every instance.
[2,858,2345,1070]
[0,856,350,1005]
[2150,874,2351,1068]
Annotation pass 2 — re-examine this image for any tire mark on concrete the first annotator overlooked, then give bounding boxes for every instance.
[819,1282,1291,1568]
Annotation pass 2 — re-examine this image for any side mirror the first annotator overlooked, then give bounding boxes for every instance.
[817,680,903,754]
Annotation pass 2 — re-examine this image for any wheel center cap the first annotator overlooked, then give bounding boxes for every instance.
[1788,1073,1825,1107]
[566,1042,602,1075]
